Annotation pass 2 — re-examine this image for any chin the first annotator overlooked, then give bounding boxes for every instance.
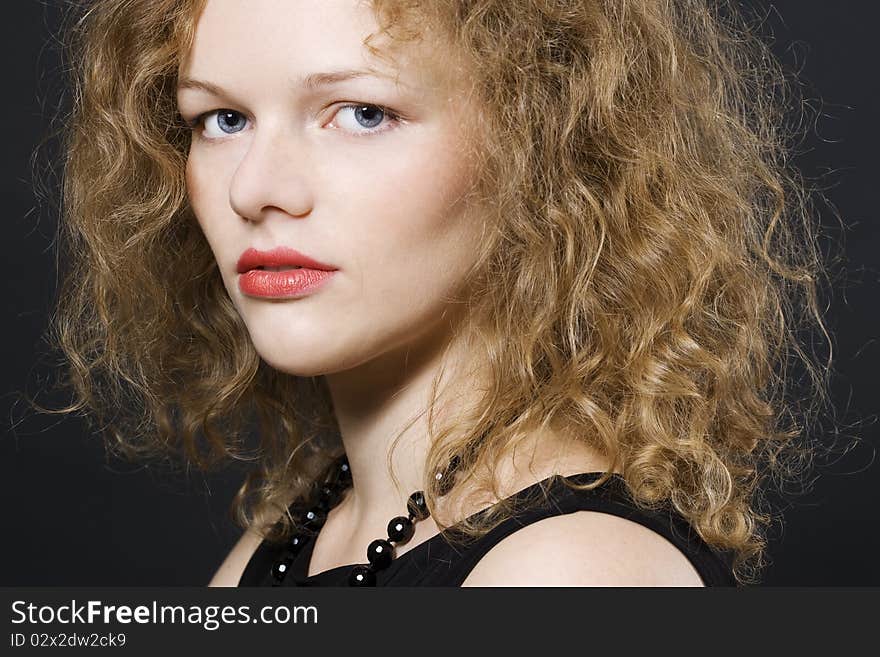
[250,337,334,378]
[255,351,334,378]
[248,326,368,378]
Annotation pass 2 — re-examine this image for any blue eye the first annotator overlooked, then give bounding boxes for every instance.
[333,104,398,134]
[191,109,248,138]
[183,109,248,140]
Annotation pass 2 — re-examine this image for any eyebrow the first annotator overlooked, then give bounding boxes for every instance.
[177,68,404,95]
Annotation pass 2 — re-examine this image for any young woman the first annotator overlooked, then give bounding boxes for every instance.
[48,0,831,587]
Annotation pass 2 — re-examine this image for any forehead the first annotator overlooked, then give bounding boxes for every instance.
[179,0,457,98]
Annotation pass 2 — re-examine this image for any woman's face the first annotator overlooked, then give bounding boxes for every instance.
[177,0,484,377]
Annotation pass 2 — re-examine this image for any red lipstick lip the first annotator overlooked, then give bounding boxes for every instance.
[236,246,338,274]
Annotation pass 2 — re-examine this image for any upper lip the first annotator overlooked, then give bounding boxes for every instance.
[236,246,338,274]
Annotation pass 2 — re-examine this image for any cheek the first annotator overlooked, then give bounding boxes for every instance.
[186,154,228,244]
[184,153,246,300]
[185,155,209,227]
[332,144,484,347]
[343,137,481,277]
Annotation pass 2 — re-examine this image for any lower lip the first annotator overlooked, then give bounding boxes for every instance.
[238,268,336,298]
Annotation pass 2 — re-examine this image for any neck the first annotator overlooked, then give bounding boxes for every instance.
[321,322,619,538]
[322,316,480,532]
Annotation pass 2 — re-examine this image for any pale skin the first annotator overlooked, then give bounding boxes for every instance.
[178,0,704,587]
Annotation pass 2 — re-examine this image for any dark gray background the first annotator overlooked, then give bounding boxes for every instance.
[3,1,877,585]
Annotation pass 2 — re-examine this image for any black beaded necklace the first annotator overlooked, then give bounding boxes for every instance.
[268,454,459,586]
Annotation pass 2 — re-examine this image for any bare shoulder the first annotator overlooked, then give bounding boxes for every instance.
[461,511,706,587]
[208,526,267,587]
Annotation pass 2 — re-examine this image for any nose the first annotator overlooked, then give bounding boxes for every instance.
[228,124,315,222]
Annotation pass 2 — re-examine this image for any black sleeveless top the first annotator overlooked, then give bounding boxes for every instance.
[237,472,738,587]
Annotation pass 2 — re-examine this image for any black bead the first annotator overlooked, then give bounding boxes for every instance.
[435,456,460,496]
[316,483,342,511]
[348,564,376,586]
[387,515,415,543]
[323,455,350,485]
[271,556,293,581]
[287,534,306,553]
[407,491,429,521]
[367,539,394,570]
[337,458,351,480]
[286,499,308,517]
[302,507,326,530]
[431,454,461,496]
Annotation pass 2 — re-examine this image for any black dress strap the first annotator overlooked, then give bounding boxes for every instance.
[408,473,738,586]
[238,472,738,587]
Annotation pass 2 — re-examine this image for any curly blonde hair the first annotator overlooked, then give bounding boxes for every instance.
[38,0,836,586]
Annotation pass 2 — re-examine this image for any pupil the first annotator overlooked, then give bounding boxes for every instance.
[355,105,384,129]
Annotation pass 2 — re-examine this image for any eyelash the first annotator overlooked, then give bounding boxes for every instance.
[183,103,403,141]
